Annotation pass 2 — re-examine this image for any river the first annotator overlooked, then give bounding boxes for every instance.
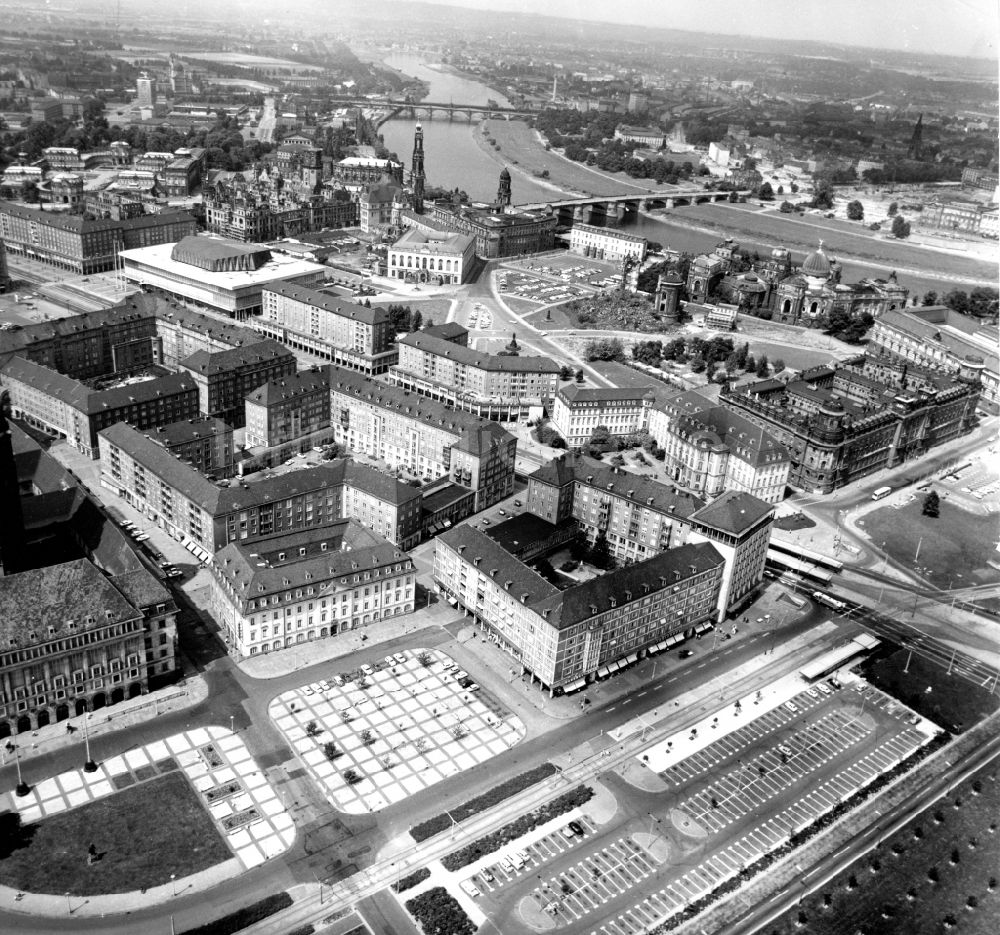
[377,54,990,295]
[378,53,555,205]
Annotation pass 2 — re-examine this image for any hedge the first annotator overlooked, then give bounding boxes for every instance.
[285,926,314,935]
[180,892,293,935]
[410,762,558,841]
[405,886,475,935]
[442,785,594,871]
[392,867,431,893]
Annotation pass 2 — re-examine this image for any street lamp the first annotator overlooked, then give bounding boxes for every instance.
[170,873,176,898]
[12,740,31,797]
[82,711,97,773]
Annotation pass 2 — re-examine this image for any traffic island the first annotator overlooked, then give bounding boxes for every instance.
[671,806,708,838]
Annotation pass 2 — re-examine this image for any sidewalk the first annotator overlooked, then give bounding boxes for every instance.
[1,676,209,770]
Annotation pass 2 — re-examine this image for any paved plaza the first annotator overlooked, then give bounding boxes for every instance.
[10,726,294,874]
[270,648,525,814]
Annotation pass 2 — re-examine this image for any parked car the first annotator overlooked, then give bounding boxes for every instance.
[568,820,585,836]
[460,880,481,898]
[678,649,694,659]
[513,499,522,507]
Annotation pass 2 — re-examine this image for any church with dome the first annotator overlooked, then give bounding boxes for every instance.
[684,239,909,327]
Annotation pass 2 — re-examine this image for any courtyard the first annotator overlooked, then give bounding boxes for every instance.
[270,648,526,814]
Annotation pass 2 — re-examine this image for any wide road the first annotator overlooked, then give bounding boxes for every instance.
[256,96,277,143]
[718,724,1000,935]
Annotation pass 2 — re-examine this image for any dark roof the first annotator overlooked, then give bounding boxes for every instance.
[147,417,232,447]
[111,568,172,609]
[2,357,198,415]
[399,332,560,373]
[0,199,120,233]
[557,384,656,404]
[530,454,704,519]
[533,542,724,629]
[180,339,295,377]
[421,483,476,514]
[170,236,271,272]
[423,322,467,341]
[438,524,560,607]
[245,368,330,406]
[664,395,789,467]
[484,512,566,554]
[263,281,391,327]
[691,490,775,536]
[119,211,195,231]
[329,367,516,455]
[0,558,142,645]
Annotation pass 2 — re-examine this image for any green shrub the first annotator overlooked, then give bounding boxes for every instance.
[410,763,558,841]
[392,867,431,893]
[180,892,292,935]
[442,786,594,871]
[405,886,475,935]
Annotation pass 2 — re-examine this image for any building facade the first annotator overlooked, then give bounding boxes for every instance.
[178,339,298,427]
[328,367,517,510]
[720,355,982,493]
[551,385,657,449]
[257,282,397,374]
[210,521,415,658]
[144,416,234,478]
[388,326,559,418]
[568,223,647,266]
[245,368,331,448]
[433,525,723,693]
[387,227,476,285]
[648,391,790,503]
[98,423,425,552]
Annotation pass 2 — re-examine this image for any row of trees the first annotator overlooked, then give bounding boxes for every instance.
[920,287,999,319]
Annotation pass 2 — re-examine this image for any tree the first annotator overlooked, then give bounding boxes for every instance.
[891,215,911,239]
[922,491,940,518]
[758,182,774,201]
[922,291,938,306]
[779,201,796,213]
[887,201,899,216]
[343,768,362,785]
[772,358,785,372]
[323,741,343,761]
[744,353,756,373]
[575,369,584,383]
[585,338,625,362]
[587,530,615,570]
[847,200,864,221]
[755,354,770,377]
[559,365,573,380]
[411,310,423,331]
[811,180,834,210]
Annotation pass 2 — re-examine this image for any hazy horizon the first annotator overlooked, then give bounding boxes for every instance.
[400,0,997,60]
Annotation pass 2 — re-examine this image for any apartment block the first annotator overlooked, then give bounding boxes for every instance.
[245,368,331,448]
[143,416,234,478]
[551,385,658,449]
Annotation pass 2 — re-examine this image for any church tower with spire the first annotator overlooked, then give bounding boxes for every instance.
[497,166,512,209]
[411,123,426,214]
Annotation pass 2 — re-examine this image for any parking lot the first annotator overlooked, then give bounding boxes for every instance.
[495,268,596,304]
[527,835,661,926]
[470,815,598,894]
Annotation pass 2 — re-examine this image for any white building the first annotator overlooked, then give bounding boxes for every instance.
[708,142,731,167]
[551,385,657,449]
[568,224,647,266]
[387,227,476,285]
[119,236,326,320]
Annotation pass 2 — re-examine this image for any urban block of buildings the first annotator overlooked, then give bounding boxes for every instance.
[245,367,331,448]
[256,282,398,374]
[551,385,658,449]
[142,416,235,478]
[98,423,425,554]
[568,223,648,266]
[210,520,416,658]
[387,325,559,419]
[387,227,476,285]
[328,367,517,511]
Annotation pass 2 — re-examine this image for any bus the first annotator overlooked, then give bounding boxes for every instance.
[766,549,833,586]
[812,590,848,611]
[872,486,892,501]
[770,538,844,573]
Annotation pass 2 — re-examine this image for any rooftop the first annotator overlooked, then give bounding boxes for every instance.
[180,339,295,377]
[147,417,232,448]
[245,368,330,407]
[398,331,560,374]
[690,490,775,537]
[0,559,142,646]
[391,227,475,256]
[557,384,656,405]
[263,281,391,327]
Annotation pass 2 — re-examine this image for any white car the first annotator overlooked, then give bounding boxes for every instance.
[460,880,481,898]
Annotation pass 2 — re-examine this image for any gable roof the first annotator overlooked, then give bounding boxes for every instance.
[399,331,559,373]
[691,490,775,536]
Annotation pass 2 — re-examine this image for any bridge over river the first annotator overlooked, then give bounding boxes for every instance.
[515,190,744,227]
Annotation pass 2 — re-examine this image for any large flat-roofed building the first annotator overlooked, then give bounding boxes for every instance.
[568,223,647,266]
[869,306,999,411]
[120,236,327,320]
[388,326,559,419]
[257,282,397,374]
[720,354,982,493]
[387,227,476,285]
[245,367,330,448]
[329,367,517,511]
[614,125,668,148]
[2,357,200,458]
[551,385,658,449]
[210,521,415,658]
[433,525,723,693]
[526,454,704,565]
[648,391,790,504]
[179,339,297,427]
[0,201,196,275]
[98,423,424,552]
[143,416,234,478]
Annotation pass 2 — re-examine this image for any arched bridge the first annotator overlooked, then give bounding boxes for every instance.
[328,97,535,122]
[516,190,741,226]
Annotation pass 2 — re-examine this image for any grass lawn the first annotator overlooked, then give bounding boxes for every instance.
[858,647,1000,733]
[863,499,1000,587]
[762,762,1000,935]
[0,771,232,896]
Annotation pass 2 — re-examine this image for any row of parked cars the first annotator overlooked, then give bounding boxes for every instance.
[120,521,183,578]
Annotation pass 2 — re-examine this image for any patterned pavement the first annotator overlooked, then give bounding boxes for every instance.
[270,648,525,814]
[11,726,294,872]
